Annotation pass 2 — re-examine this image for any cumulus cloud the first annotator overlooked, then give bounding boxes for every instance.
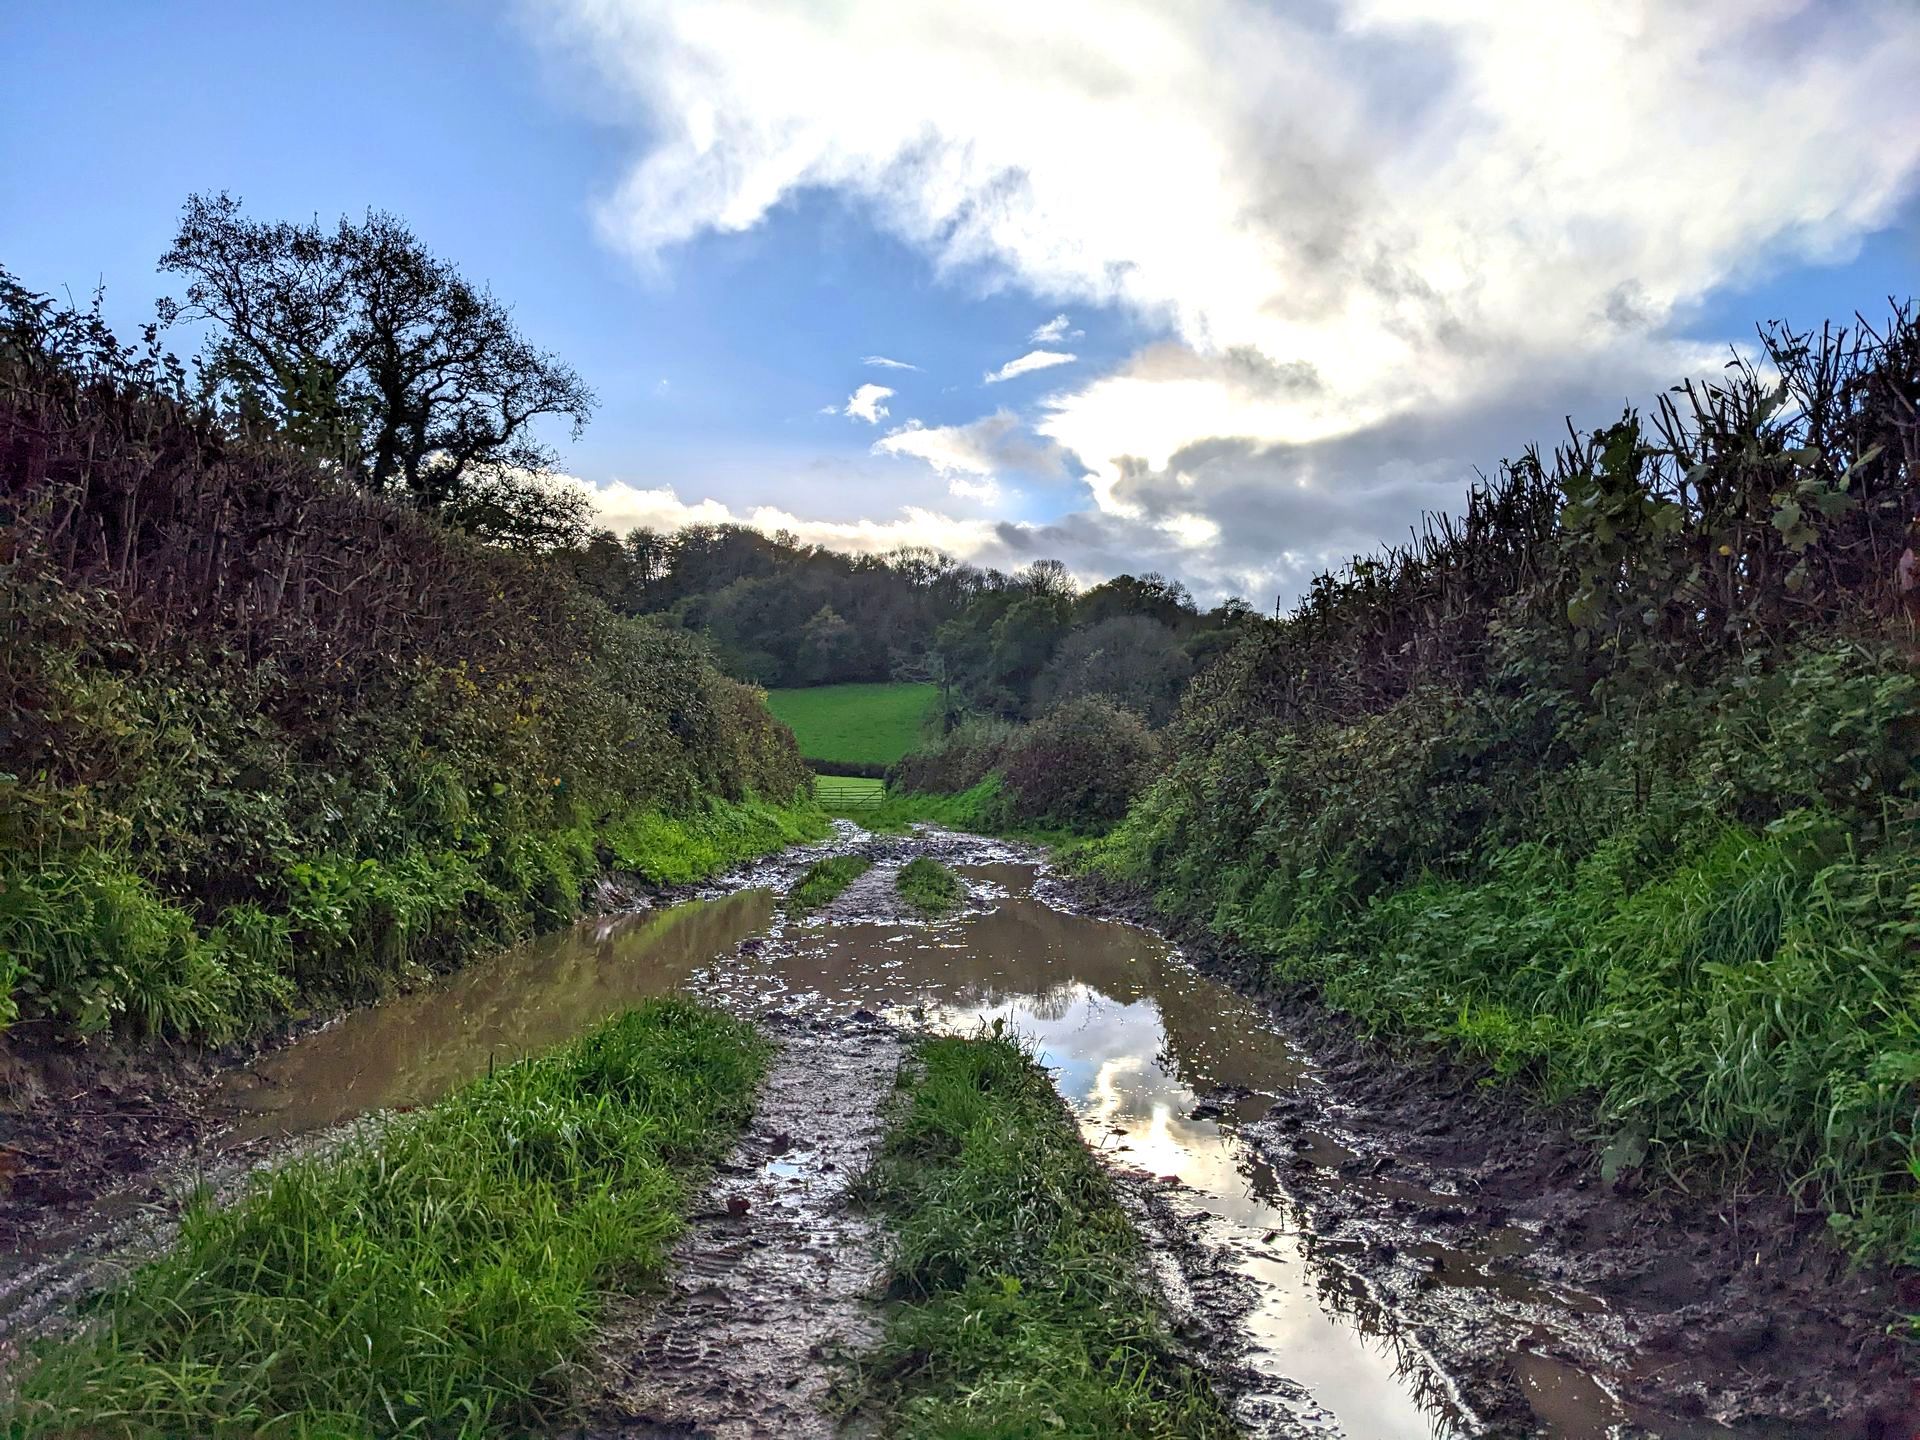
[983,349,1078,384]
[543,0,1920,602]
[863,354,918,370]
[872,411,1067,482]
[843,382,894,423]
[1030,314,1080,344]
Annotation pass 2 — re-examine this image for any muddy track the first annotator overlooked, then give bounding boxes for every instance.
[0,829,866,1260]
[3,823,1914,1437]
[579,1010,899,1438]
[1053,865,1918,1438]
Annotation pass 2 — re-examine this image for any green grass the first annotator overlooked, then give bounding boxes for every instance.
[765,683,939,767]
[603,795,831,886]
[5,999,768,1439]
[849,1032,1237,1438]
[895,858,961,917]
[789,855,874,911]
[848,776,1079,849]
[1092,799,1920,1267]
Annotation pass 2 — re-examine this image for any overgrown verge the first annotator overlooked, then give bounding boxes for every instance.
[2,998,768,1438]
[885,700,1157,836]
[894,858,960,916]
[789,855,873,911]
[0,274,814,1045]
[1087,307,1920,1276]
[848,1031,1237,1438]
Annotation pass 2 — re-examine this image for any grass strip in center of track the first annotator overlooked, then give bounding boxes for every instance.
[789,854,874,912]
[848,1030,1238,1438]
[5,998,769,1439]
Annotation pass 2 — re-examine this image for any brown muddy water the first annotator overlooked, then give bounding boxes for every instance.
[0,835,1815,1438]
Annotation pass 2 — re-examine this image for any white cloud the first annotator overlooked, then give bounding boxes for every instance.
[585,477,1002,556]
[545,0,1920,603]
[983,349,1077,384]
[862,354,918,370]
[872,411,1067,481]
[1029,314,1079,344]
[817,403,839,415]
[843,382,894,423]
[947,475,1002,504]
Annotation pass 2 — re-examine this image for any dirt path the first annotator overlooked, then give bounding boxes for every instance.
[579,1009,902,1438]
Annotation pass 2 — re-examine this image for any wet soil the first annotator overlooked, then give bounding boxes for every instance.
[0,1039,208,1253]
[2,825,1912,1438]
[580,1010,899,1438]
[1059,868,1919,1440]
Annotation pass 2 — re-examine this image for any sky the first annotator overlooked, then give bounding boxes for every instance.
[5,1,1918,607]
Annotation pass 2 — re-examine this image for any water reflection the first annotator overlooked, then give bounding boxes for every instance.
[218,889,775,1138]
[728,870,1457,1439]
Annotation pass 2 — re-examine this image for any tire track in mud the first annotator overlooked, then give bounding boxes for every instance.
[579,1010,902,1439]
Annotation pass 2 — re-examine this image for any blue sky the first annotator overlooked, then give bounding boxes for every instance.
[6,1,1917,603]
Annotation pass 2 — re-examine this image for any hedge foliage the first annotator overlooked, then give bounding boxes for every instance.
[0,273,812,1041]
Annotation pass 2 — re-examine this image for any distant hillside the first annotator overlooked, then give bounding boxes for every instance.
[563,525,1261,724]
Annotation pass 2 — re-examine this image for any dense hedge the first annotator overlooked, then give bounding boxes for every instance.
[0,277,813,1041]
[889,704,1157,835]
[1089,308,1920,1266]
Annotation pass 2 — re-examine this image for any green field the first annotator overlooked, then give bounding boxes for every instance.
[765,682,937,766]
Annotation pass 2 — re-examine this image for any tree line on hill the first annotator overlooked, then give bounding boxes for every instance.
[562,525,1264,725]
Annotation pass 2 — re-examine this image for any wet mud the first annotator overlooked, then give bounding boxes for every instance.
[1059,868,1918,1439]
[1,824,1911,1437]
[580,1010,899,1438]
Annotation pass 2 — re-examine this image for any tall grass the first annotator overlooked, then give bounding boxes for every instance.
[5,999,768,1438]
[603,795,831,887]
[0,796,824,1043]
[1096,795,1920,1264]
[850,1032,1237,1438]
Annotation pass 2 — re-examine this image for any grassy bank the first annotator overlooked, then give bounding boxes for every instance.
[5,998,767,1438]
[850,1032,1236,1438]
[0,794,825,1043]
[605,795,830,886]
[765,683,938,767]
[789,854,873,911]
[895,858,960,916]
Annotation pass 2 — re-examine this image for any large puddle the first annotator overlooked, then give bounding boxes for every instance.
[12,847,1805,1437]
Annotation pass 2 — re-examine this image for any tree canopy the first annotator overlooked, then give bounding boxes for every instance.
[160,193,595,546]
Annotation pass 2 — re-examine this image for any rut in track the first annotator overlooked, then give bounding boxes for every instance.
[581,1010,901,1438]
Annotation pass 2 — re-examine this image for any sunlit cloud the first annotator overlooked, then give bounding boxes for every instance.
[843,382,894,423]
[983,349,1077,385]
[862,354,918,370]
[1029,313,1080,344]
[872,411,1067,481]
[544,0,1920,601]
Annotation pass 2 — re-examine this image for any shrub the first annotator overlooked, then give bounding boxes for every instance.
[0,273,814,1040]
[891,715,1020,795]
[1000,697,1157,833]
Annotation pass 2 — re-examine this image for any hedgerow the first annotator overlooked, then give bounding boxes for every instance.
[0,273,813,1041]
[1088,307,1920,1267]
